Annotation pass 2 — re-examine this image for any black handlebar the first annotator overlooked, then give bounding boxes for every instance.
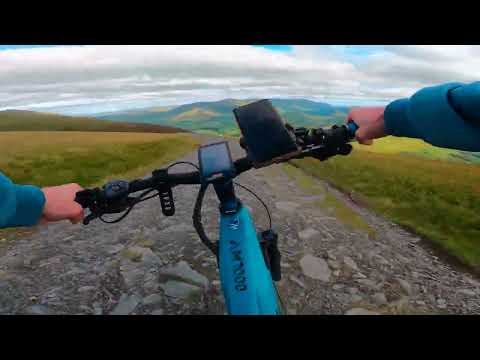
[75,123,356,224]
[74,157,252,212]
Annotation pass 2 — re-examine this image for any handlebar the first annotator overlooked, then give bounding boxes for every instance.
[127,157,254,192]
[75,122,358,224]
[74,157,254,223]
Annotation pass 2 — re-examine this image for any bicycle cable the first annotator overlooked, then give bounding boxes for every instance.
[233,181,272,230]
[273,281,287,315]
[167,161,200,171]
[99,205,135,224]
[99,188,157,224]
[137,191,160,202]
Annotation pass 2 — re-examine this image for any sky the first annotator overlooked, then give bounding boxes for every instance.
[0,45,479,115]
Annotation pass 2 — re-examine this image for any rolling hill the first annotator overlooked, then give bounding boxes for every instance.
[0,110,187,133]
[4,101,478,166]
[95,98,351,137]
[93,98,480,165]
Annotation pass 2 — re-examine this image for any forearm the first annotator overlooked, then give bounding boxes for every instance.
[0,172,45,228]
[384,82,480,152]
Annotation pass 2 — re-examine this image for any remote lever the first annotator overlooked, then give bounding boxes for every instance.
[153,169,176,217]
[346,121,359,139]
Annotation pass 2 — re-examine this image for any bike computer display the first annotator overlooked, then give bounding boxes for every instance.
[233,100,301,168]
[198,141,236,184]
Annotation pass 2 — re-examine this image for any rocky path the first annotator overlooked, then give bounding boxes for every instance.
[1,137,479,315]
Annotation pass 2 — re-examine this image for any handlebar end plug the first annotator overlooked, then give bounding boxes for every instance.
[347,121,359,139]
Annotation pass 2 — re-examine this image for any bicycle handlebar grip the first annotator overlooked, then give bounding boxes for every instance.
[74,193,85,207]
[75,190,95,208]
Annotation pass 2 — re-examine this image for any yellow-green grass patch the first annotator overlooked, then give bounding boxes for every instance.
[289,149,480,269]
[281,162,376,238]
[0,131,199,188]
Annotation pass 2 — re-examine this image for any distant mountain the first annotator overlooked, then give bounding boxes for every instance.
[0,110,187,133]
[95,99,351,136]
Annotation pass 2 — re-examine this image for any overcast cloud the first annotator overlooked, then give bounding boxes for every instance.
[0,45,478,115]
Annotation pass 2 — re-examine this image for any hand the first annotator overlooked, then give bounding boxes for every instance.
[345,107,387,145]
[40,183,85,224]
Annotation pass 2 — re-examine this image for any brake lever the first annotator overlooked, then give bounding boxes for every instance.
[75,188,100,209]
[83,212,99,225]
[81,196,139,225]
[76,180,137,225]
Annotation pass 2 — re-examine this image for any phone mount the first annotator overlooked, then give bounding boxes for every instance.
[233,100,301,168]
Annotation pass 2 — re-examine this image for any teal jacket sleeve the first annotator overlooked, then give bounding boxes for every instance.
[0,172,45,228]
[384,82,480,152]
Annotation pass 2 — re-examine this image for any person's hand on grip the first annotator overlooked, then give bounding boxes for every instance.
[345,107,387,145]
[40,183,85,224]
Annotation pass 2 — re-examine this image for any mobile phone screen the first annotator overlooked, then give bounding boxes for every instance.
[198,141,235,183]
[233,100,299,167]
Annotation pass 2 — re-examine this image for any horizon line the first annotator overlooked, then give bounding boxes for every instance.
[0,96,389,117]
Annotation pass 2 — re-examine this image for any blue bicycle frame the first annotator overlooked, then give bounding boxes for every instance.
[212,181,281,315]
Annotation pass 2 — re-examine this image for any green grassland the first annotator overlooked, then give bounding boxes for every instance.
[0,110,186,133]
[0,108,199,241]
[289,138,480,269]
[353,136,480,164]
[0,132,199,188]
[0,128,199,240]
[281,111,347,128]
[281,163,377,239]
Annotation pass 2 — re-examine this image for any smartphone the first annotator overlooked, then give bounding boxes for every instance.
[233,100,301,168]
[198,141,236,184]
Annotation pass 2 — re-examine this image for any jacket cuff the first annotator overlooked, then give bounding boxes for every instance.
[10,185,45,227]
[384,98,416,137]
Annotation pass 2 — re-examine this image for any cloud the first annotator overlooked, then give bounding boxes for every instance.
[0,45,479,114]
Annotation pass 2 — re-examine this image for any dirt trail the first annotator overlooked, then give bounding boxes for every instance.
[1,138,479,315]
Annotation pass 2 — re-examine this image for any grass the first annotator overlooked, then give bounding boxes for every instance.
[0,131,199,241]
[281,163,376,239]
[0,110,186,133]
[172,108,221,121]
[289,144,480,270]
[0,131,199,188]
[352,136,480,164]
[0,227,37,244]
